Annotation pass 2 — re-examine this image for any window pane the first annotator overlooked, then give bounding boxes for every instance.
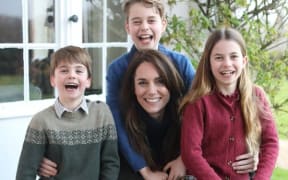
[28,0,55,43]
[29,49,54,100]
[86,48,102,95]
[0,49,23,102]
[83,0,103,43]
[107,0,126,42]
[107,47,127,69]
[0,0,22,43]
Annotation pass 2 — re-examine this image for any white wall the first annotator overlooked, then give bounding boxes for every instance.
[0,116,31,180]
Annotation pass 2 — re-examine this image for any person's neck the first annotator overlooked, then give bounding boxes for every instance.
[135,44,159,50]
[217,85,237,96]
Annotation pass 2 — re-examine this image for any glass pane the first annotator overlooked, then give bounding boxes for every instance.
[86,48,102,95]
[28,0,55,43]
[83,0,103,43]
[107,47,127,69]
[107,0,126,42]
[0,0,22,43]
[29,49,54,100]
[0,49,23,102]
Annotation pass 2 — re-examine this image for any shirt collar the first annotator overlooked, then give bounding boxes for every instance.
[54,98,89,118]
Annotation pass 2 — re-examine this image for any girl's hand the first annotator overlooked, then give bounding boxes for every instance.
[232,153,258,174]
[163,156,186,180]
[38,157,58,177]
[139,166,168,180]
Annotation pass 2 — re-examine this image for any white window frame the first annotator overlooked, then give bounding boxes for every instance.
[0,0,132,120]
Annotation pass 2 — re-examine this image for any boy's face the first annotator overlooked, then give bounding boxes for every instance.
[125,2,167,50]
[50,61,91,106]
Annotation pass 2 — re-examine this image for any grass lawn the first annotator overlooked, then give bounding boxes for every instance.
[272,167,288,180]
[274,79,288,139]
[272,78,288,179]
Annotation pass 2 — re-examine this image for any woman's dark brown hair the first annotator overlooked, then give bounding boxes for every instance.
[120,49,185,170]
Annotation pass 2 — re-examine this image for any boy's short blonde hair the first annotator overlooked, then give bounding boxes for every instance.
[122,0,166,20]
[50,46,92,78]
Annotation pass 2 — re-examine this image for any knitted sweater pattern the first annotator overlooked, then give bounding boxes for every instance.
[16,100,119,180]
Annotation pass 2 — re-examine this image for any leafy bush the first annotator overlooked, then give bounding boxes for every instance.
[162,0,288,114]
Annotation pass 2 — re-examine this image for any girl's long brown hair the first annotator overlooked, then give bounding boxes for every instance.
[180,28,263,155]
[120,49,185,170]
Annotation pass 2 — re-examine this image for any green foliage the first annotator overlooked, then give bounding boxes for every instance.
[163,0,288,114]
[272,167,288,180]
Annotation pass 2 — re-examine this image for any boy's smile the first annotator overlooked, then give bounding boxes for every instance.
[125,2,167,50]
[50,62,91,109]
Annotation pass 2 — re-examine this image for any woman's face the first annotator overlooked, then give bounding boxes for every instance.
[134,61,170,119]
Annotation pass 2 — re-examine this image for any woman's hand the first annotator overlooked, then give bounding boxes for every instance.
[232,153,258,174]
[163,156,186,180]
[38,157,58,177]
[139,166,168,180]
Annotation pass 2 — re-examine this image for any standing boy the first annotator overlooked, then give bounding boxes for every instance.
[16,46,119,180]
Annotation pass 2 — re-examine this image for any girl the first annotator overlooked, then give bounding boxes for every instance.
[180,28,279,180]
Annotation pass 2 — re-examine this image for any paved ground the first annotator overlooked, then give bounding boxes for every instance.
[276,139,288,169]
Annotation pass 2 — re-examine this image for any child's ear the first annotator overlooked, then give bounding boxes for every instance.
[125,21,130,34]
[161,18,167,33]
[86,77,92,88]
[243,56,248,65]
[50,74,56,87]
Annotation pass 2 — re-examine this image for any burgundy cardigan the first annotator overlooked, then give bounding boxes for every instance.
[181,87,279,180]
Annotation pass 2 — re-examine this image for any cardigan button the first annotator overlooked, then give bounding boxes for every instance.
[229,136,235,142]
[225,176,230,180]
[230,116,235,121]
[227,160,232,166]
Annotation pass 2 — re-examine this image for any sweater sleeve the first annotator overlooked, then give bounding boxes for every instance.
[181,101,221,180]
[16,125,46,180]
[99,104,120,180]
[106,60,146,172]
[253,87,279,180]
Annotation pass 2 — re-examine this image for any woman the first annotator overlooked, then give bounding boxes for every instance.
[118,49,186,179]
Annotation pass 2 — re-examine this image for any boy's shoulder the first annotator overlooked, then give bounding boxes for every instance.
[32,105,54,118]
[87,100,115,126]
[29,105,55,128]
[87,100,112,115]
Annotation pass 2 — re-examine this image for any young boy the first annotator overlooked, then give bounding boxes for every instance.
[16,45,119,180]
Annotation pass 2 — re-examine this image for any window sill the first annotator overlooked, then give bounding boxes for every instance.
[0,94,105,120]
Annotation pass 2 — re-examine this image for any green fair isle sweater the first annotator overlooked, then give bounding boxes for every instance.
[16,100,119,180]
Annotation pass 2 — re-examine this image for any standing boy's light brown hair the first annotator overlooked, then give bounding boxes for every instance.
[50,45,92,78]
[122,0,166,20]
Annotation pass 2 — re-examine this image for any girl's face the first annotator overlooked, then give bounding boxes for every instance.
[210,39,247,95]
[125,2,167,50]
[50,61,91,107]
[134,62,170,119]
